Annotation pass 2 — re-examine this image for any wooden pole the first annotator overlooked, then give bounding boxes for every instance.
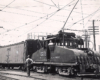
[93,20,96,50]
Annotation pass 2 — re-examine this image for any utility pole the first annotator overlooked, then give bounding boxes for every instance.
[88,20,99,51]
[85,30,87,48]
[93,20,96,50]
[82,30,89,48]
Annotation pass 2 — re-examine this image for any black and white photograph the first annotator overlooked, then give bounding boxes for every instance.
[0,0,100,80]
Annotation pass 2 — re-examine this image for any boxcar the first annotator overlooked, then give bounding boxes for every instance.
[0,39,40,69]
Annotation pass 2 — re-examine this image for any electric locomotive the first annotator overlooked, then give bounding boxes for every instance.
[32,31,100,76]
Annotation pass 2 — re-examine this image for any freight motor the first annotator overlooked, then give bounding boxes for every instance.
[32,31,100,76]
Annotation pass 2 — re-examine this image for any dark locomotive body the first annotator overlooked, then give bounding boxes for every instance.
[32,31,100,76]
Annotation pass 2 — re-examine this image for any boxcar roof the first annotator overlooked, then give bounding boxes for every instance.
[0,39,38,48]
[0,41,25,48]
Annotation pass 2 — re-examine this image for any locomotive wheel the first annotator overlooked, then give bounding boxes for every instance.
[67,67,77,76]
[43,66,48,73]
[67,67,74,76]
[11,67,14,69]
[36,67,38,72]
[32,66,36,71]
[35,66,48,73]
[58,68,62,75]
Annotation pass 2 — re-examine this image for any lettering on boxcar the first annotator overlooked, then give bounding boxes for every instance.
[5,48,11,63]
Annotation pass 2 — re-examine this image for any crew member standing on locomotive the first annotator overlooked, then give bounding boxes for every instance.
[25,55,33,76]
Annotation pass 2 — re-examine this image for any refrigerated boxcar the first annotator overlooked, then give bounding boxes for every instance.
[0,39,41,69]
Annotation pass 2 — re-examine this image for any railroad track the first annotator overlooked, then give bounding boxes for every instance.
[0,70,46,80]
[0,75,19,80]
[0,69,100,80]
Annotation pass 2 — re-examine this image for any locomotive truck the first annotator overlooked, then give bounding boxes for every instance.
[0,31,100,76]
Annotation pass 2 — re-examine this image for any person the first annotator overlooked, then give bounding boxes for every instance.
[25,55,33,76]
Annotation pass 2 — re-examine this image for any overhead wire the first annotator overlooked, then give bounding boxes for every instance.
[17,0,76,37]
[0,4,63,18]
[66,7,100,29]
[52,6,100,33]
[0,4,76,25]
[0,8,60,34]
[1,0,15,10]
[0,0,99,43]
[0,12,55,34]
[33,0,89,15]
[0,18,25,24]
[1,0,75,36]
[51,0,59,9]
[1,10,38,18]
[80,0,84,28]
[0,3,89,18]
[33,0,55,7]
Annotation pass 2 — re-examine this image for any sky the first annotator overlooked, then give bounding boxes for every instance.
[0,0,100,51]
